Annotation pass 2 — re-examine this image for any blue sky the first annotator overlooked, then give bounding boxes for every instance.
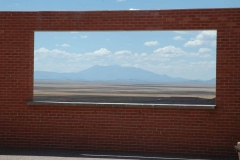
[35,31,216,80]
[1,0,240,11]
[2,0,239,80]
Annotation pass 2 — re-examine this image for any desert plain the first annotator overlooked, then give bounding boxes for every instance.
[34,80,215,105]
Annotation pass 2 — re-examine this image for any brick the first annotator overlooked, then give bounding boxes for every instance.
[0,8,240,157]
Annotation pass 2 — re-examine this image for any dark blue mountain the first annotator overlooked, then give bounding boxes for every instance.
[34,65,215,83]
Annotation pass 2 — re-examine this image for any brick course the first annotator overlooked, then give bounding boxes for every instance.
[0,8,240,156]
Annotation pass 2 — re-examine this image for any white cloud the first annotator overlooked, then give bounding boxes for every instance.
[173,36,184,40]
[184,40,203,47]
[144,41,159,46]
[34,47,74,60]
[196,31,216,40]
[115,50,131,55]
[35,45,213,66]
[85,48,111,56]
[184,30,216,47]
[35,48,71,56]
[35,47,49,53]
[62,44,70,47]
[81,35,88,39]
[198,48,212,53]
[34,46,215,79]
[129,8,140,10]
[116,0,125,2]
[154,46,185,57]
[153,45,213,58]
[197,48,213,58]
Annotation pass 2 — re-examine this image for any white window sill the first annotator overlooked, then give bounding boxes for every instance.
[27,101,215,109]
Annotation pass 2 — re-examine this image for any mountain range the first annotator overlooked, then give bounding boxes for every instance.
[34,65,215,83]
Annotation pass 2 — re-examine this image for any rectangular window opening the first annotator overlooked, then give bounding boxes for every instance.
[33,30,216,106]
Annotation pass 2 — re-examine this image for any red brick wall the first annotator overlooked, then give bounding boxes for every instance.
[0,9,240,156]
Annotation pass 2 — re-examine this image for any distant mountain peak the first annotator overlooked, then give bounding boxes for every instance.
[34,65,215,84]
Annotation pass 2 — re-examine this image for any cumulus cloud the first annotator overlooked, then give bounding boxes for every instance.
[184,40,203,46]
[81,35,88,38]
[35,48,71,56]
[196,31,216,39]
[184,30,216,47]
[173,36,184,40]
[62,44,70,47]
[144,41,159,46]
[115,50,131,55]
[34,45,215,79]
[154,46,186,57]
[34,48,75,60]
[198,48,212,53]
[85,48,111,56]
[129,8,140,10]
[35,46,213,67]
[197,48,213,58]
[153,46,212,58]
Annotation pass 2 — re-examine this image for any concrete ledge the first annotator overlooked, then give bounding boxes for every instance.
[27,101,215,109]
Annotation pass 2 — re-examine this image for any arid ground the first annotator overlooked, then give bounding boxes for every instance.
[34,80,216,105]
